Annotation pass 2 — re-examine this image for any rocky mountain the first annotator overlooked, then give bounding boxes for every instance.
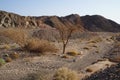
[81,15,120,32]
[0,11,50,28]
[0,11,84,31]
[0,10,120,32]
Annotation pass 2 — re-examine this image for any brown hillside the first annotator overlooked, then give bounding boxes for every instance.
[0,10,120,32]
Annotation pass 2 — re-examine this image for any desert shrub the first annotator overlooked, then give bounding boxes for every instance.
[0,58,6,66]
[3,44,11,49]
[83,47,89,50]
[24,38,58,54]
[0,28,29,47]
[88,37,102,44]
[95,51,99,53]
[61,55,69,58]
[86,68,93,72]
[0,36,14,44]
[88,40,96,43]
[5,57,12,62]
[53,67,79,80]
[10,52,19,59]
[92,45,97,48]
[66,51,78,56]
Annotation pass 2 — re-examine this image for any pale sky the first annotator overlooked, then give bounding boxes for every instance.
[0,0,120,23]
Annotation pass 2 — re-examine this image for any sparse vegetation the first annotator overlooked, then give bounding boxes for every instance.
[23,38,58,54]
[0,58,6,66]
[66,51,78,56]
[92,45,97,48]
[0,28,29,47]
[10,52,19,59]
[95,51,99,53]
[86,68,93,72]
[2,44,11,49]
[83,47,89,50]
[61,55,69,58]
[53,67,79,80]
[88,38,102,44]
[4,57,12,62]
[56,26,78,54]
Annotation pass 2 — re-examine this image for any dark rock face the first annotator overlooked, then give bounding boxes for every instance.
[83,63,120,80]
[81,15,120,32]
[0,10,120,32]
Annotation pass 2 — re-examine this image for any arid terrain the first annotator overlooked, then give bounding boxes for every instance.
[0,11,120,80]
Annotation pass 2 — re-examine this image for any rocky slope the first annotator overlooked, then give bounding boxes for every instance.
[0,10,120,32]
[81,15,120,32]
[83,63,120,80]
[0,11,84,31]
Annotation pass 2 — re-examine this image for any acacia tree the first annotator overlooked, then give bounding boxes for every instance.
[57,26,77,54]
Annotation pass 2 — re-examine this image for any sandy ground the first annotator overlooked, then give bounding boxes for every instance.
[0,33,118,80]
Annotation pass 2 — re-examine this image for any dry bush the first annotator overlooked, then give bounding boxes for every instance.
[66,51,78,56]
[0,44,11,50]
[61,55,69,58]
[88,37,102,44]
[95,51,99,53]
[24,38,58,54]
[0,28,29,47]
[53,67,79,80]
[5,57,12,62]
[83,47,89,50]
[10,52,19,59]
[86,68,93,72]
[92,45,97,48]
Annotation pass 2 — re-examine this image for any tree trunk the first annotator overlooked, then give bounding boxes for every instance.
[63,44,66,54]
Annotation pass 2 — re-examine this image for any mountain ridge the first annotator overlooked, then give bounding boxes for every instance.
[0,10,120,32]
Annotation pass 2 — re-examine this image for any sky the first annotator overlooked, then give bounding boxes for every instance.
[0,0,120,23]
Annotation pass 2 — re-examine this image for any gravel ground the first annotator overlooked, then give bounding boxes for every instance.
[0,33,118,80]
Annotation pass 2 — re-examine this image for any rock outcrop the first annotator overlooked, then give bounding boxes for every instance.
[83,63,120,80]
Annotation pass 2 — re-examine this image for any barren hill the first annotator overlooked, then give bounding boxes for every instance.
[0,10,120,32]
[81,15,120,32]
[0,11,84,31]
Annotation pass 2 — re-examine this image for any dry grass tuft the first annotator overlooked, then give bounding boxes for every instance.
[88,38,102,44]
[92,45,97,48]
[86,68,93,72]
[2,44,11,49]
[66,51,78,56]
[10,52,19,59]
[61,55,69,58]
[24,38,58,54]
[83,47,89,50]
[5,57,12,62]
[95,51,99,53]
[53,67,79,80]
[0,28,29,47]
